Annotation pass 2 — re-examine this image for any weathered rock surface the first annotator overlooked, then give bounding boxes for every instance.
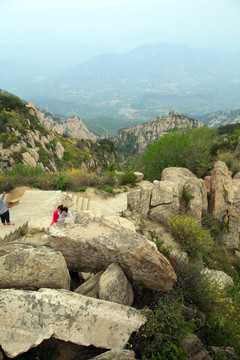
[127,187,152,217]
[75,271,104,298]
[161,167,208,221]
[133,172,144,182]
[31,103,98,141]
[98,263,134,306]
[89,348,137,360]
[0,244,70,290]
[0,288,146,358]
[49,216,177,292]
[182,334,212,360]
[208,161,240,249]
[200,268,233,289]
[103,215,136,232]
[127,167,207,224]
[209,161,233,220]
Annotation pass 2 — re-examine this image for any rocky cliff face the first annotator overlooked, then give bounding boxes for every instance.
[113,110,204,160]
[0,96,115,172]
[27,103,97,141]
[197,109,240,128]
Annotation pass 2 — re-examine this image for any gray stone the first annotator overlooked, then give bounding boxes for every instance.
[133,172,144,182]
[182,334,212,360]
[200,268,233,289]
[149,198,180,226]
[209,161,233,220]
[0,244,70,290]
[75,271,104,298]
[0,288,147,358]
[98,263,134,306]
[127,187,151,216]
[89,348,137,360]
[49,216,177,292]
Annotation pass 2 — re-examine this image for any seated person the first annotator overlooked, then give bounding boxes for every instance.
[58,206,72,221]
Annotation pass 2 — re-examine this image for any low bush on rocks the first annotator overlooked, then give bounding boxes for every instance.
[129,292,193,360]
[168,215,214,260]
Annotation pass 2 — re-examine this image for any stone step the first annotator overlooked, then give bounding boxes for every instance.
[72,195,78,206]
[81,198,89,211]
[77,197,83,211]
[0,221,28,244]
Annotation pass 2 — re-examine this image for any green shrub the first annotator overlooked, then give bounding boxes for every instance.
[217,150,240,174]
[172,261,240,356]
[32,182,42,189]
[75,186,88,192]
[107,162,122,172]
[149,231,172,258]
[142,127,214,180]
[168,215,214,259]
[100,184,115,194]
[142,342,189,360]
[56,174,68,191]
[8,164,43,177]
[119,172,137,186]
[129,292,194,359]
[181,185,194,202]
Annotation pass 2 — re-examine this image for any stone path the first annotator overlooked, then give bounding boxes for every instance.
[0,190,129,243]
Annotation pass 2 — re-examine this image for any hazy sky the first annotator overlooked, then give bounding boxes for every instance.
[0,0,240,67]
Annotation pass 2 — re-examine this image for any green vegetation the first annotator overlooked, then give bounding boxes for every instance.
[168,215,214,259]
[142,127,214,180]
[130,292,192,360]
[118,171,137,186]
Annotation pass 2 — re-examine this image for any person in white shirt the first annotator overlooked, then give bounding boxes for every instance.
[58,206,72,221]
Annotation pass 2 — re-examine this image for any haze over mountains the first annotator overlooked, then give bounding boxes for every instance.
[1,43,240,135]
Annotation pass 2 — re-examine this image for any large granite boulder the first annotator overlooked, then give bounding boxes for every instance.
[89,348,137,360]
[209,161,233,220]
[161,167,208,221]
[0,244,70,290]
[48,216,177,292]
[127,187,151,217]
[98,263,134,306]
[127,167,207,225]
[0,288,147,358]
[208,161,240,249]
[224,178,240,249]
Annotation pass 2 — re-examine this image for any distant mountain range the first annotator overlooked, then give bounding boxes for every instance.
[195,109,240,128]
[1,43,240,134]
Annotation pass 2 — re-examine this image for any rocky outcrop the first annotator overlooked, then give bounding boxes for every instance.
[182,334,212,360]
[76,264,134,306]
[0,288,146,358]
[27,103,97,141]
[127,167,207,225]
[48,215,177,292]
[208,161,239,249]
[0,129,63,172]
[200,268,233,289]
[0,244,70,290]
[98,263,134,306]
[209,161,233,220]
[114,111,204,159]
[89,348,137,360]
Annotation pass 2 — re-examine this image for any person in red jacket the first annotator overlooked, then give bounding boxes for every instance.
[50,204,63,226]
